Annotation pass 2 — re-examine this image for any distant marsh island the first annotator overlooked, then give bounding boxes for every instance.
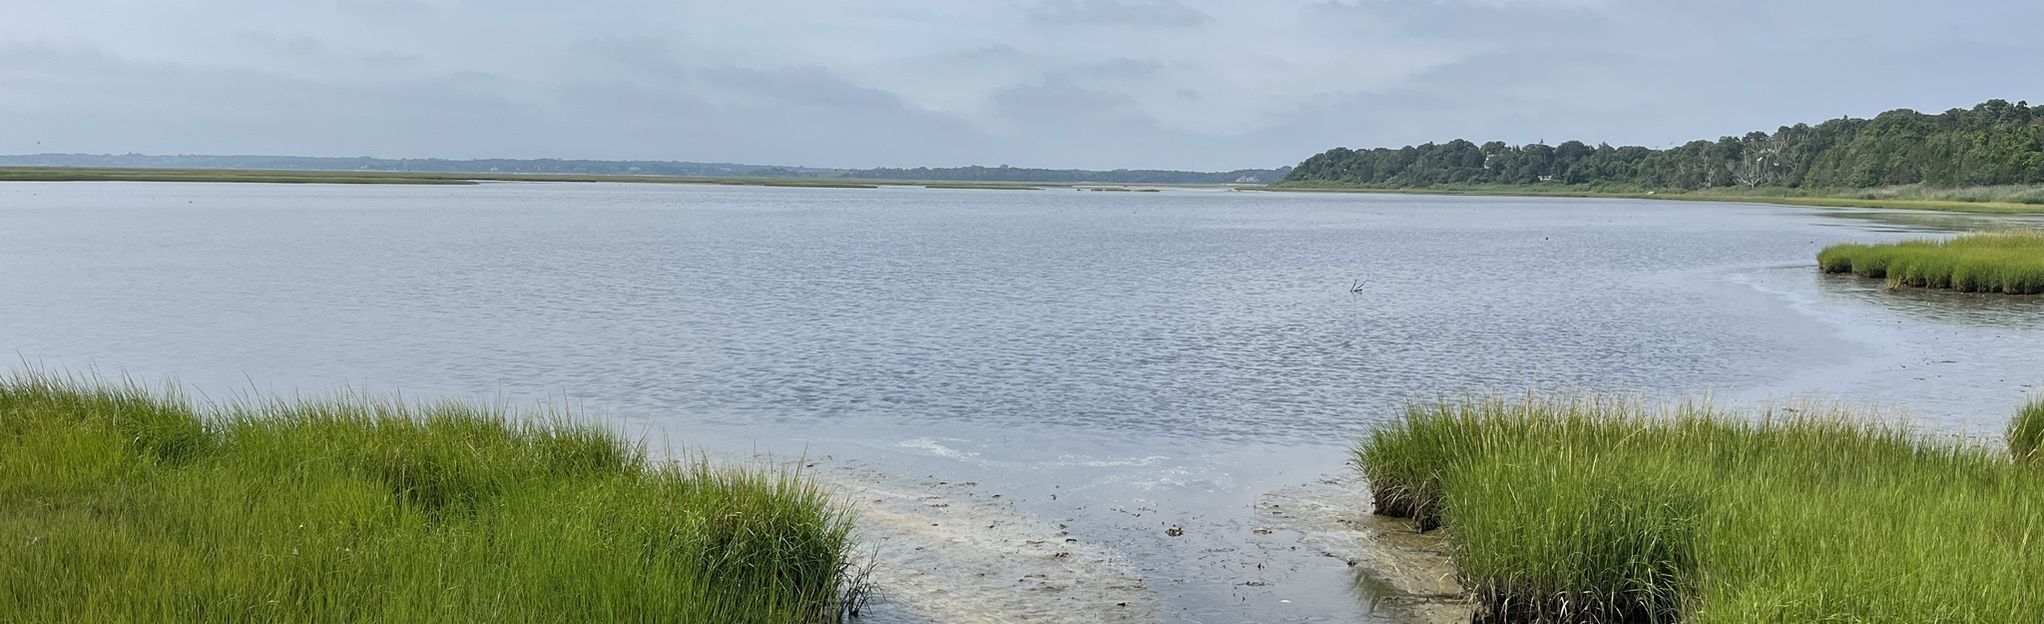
[1820,231,2044,294]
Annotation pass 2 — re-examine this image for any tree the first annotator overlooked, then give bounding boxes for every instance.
[1281,98,2044,191]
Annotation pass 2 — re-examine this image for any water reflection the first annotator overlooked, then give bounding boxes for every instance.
[1814,273,2044,330]
[1811,208,2044,233]
[1350,566,1400,614]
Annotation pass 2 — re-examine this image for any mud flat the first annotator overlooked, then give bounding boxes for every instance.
[1259,476,1472,624]
[791,456,1161,623]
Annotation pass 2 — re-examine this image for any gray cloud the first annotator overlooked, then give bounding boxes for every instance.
[1056,57,1169,80]
[1021,0,1213,28]
[699,66,911,111]
[234,32,326,57]
[991,82,1142,124]
[1,0,2040,170]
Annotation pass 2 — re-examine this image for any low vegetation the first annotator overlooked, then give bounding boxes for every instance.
[0,373,861,623]
[1357,395,2042,623]
[1845,182,2044,205]
[1817,230,2044,294]
[0,166,879,188]
[919,182,1042,190]
[0,167,479,185]
[2013,399,2044,462]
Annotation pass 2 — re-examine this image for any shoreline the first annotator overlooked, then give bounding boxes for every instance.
[1259,184,2044,215]
[16,164,2041,216]
[0,166,1220,191]
[1259,476,1473,624]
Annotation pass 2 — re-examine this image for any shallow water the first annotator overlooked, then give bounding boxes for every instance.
[4,182,2041,621]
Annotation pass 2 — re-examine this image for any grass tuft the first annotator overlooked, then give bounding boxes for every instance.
[2012,399,2044,463]
[1356,396,2044,623]
[1817,230,2044,294]
[0,372,860,623]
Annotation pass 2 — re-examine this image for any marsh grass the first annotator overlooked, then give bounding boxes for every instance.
[919,182,1043,190]
[0,373,860,623]
[1847,183,2044,205]
[0,167,480,185]
[2012,399,2044,462]
[0,166,879,188]
[1356,396,2044,623]
[1818,230,2044,294]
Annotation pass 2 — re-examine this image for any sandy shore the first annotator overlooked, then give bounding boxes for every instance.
[1258,477,1473,624]
[804,457,1161,623]
[792,451,1470,624]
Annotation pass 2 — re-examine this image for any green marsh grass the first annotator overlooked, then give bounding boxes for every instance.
[1818,230,2044,294]
[1357,396,2044,623]
[1847,183,2044,205]
[2013,399,2044,462]
[0,373,860,623]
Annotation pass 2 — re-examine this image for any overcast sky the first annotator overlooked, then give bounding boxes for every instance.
[2,0,2040,170]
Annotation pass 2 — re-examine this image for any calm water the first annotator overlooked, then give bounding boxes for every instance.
[5,182,2042,621]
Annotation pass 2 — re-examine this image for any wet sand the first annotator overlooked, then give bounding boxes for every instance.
[1259,478,1471,624]
[754,447,1471,624]
[806,458,1160,623]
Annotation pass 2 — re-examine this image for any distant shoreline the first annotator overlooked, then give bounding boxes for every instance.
[1261,183,2044,215]
[0,154,1289,186]
[11,164,2044,215]
[0,165,1253,191]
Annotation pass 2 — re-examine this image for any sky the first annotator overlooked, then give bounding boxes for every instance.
[2,0,2041,171]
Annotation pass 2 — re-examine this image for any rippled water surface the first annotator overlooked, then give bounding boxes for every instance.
[5,182,2042,621]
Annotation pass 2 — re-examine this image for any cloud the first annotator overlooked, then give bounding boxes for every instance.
[0,0,2041,170]
[1056,57,1169,80]
[234,32,325,57]
[991,82,1141,124]
[1021,0,1212,28]
[699,66,912,111]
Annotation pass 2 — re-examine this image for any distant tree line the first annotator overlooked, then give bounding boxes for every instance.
[840,164,1292,185]
[1284,99,2044,189]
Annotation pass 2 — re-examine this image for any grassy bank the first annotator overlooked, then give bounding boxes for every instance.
[1357,396,2042,623]
[2014,400,2044,462]
[1839,183,2044,205]
[1817,231,2044,294]
[0,374,859,623]
[1267,182,2044,214]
